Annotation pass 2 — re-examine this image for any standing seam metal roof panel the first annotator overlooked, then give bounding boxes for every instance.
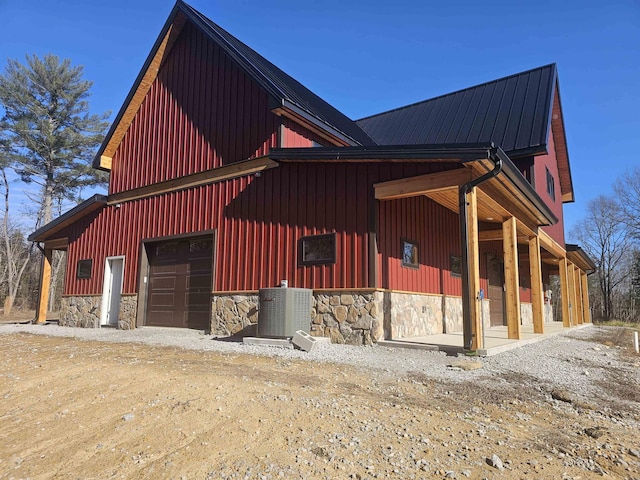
[356,64,558,158]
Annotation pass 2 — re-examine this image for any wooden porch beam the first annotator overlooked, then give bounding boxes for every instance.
[559,257,571,327]
[539,229,566,259]
[35,248,53,324]
[503,216,521,339]
[374,168,473,200]
[529,235,544,334]
[478,230,529,243]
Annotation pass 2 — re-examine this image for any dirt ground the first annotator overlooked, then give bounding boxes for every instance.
[1,329,639,480]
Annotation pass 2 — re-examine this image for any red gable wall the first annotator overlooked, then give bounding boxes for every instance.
[109,22,279,195]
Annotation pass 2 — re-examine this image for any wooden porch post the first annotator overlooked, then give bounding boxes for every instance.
[574,267,584,324]
[581,272,591,323]
[36,248,53,324]
[568,262,577,326]
[502,216,521,339]
[467,188,482,350]
[528,235,544,334]
[559,257,571,327]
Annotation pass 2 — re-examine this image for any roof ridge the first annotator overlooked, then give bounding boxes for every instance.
[177,1,375,146]
[356,63,557,123]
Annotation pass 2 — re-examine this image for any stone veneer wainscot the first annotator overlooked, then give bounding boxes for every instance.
[60,295,137,329]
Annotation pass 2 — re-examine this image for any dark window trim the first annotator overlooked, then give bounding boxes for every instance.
[401,238,420,270]
[77,259,93,279]
[298,232,337,266]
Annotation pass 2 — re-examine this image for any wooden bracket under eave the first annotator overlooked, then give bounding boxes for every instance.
[100,155,112,171]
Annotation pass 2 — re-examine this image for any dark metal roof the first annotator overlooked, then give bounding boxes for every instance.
[178,1,375,146]
[356,64,557,158]
[29,194,108,242]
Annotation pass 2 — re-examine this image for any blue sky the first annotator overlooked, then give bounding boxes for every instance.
[1,0,639,237]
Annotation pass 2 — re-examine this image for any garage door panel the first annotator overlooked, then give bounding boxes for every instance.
[146,236,213,329]
[153,264,179,274]
[150,293,176,307]
[148,310,184,327]
[150,277,176,290]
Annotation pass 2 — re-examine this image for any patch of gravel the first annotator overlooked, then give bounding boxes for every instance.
[1,323,638,412]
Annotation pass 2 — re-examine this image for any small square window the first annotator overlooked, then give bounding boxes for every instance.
[450,254,462,277]
[299,233,336,266]
[77,259,92,279]
[401,239,419,269]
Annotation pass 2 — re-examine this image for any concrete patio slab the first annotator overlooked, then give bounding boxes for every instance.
[378,322,593,356]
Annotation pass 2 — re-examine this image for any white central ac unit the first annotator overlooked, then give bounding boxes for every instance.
[257,287,312,338]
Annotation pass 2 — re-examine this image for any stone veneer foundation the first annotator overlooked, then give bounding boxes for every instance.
[389,292,443,338]
[60,292,549,343]
[211,294,259,337]
[118,295,137,330]
[60,295,137,329]
[310,292,384,346]
[209,291,463,345]
[60,296,102,328]
[209,291,384,346]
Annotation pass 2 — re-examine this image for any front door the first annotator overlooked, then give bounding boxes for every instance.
[102,257,124,326]
[145,237,213,329]
[488,257,505,327]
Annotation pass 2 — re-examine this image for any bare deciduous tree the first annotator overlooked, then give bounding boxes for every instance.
[571,195,633,321]
[0,168,35,315]
[615,167,640,239]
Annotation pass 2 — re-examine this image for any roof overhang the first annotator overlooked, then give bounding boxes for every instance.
[92,5,188,171]
[270,143,557,235]
[551,78,574,203]
[272,100,358,147]
[28,194,108,243]
[566,243,596,273]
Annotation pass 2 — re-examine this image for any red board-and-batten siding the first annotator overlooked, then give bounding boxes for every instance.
[537,126,565,247]
[62,160,464,296]
[109,23,278,195]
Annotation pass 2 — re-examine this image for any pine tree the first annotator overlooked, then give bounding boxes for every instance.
[0,54,109,224]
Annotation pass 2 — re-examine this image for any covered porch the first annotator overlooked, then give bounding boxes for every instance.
[373,147,593,351]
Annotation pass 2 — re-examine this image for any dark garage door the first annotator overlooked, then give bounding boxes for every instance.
[145,237,213,329]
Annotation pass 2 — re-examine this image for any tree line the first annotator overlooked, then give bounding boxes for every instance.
[570,172,640,323]
[0,54,108,317]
